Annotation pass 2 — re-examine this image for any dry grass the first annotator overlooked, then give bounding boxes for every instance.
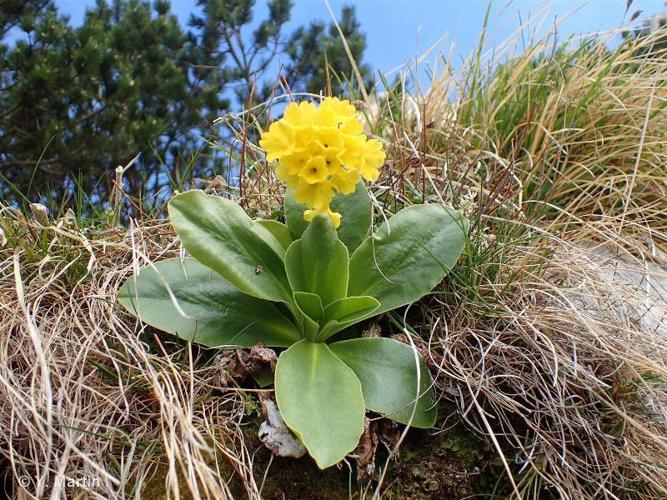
[0,217,266,498]
[1,19,667,500]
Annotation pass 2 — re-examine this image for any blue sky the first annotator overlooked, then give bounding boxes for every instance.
[52,0,667,81]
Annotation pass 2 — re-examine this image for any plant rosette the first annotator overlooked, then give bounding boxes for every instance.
[118,98,468,469]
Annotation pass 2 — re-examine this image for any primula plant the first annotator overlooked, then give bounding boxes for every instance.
[118,97,467,469]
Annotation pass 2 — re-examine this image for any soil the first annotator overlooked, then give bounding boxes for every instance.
[237,412,503,499]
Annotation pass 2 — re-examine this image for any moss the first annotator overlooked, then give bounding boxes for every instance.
[381,420,502,499]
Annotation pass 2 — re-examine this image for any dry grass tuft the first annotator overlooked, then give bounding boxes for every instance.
[0,216,265,498]
[429,239,667,498]
[1,19,667,500]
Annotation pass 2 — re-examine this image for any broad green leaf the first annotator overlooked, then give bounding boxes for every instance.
[317,296,380,342]
[293,292,322,341]
[285,181,372,252]
[330,337,437,428]
[332,181,373,252]
[275,341,365,469]
[284,214,348,306]
[294,291,324,322]
[284,189,309,240]
[256,219,293,250]
[168,190,292,303]
[117,258,301,347]
[348,205,467,316]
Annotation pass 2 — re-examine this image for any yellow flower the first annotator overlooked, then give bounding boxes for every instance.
[259,121,296,161]
[280,151,309,176]
[314,127,345,152]
[301,156,329,184]
[260,96,386,228]
[304,208,342,229]
[320,96,356,119]
[359,139,385,181]
[293,180,333,211]
[275,162,299,186]
[320,97,363,135]
[339,135,364,168]
[331,166,360,195]
[283,101,317,127]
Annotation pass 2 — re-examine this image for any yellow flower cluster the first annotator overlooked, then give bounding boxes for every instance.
[260,97,385,228]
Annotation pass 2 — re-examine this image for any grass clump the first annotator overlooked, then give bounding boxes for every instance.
[1,19,666,500]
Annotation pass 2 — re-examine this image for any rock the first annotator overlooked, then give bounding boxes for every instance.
[258,397,306,459]
[566,243,667,335]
